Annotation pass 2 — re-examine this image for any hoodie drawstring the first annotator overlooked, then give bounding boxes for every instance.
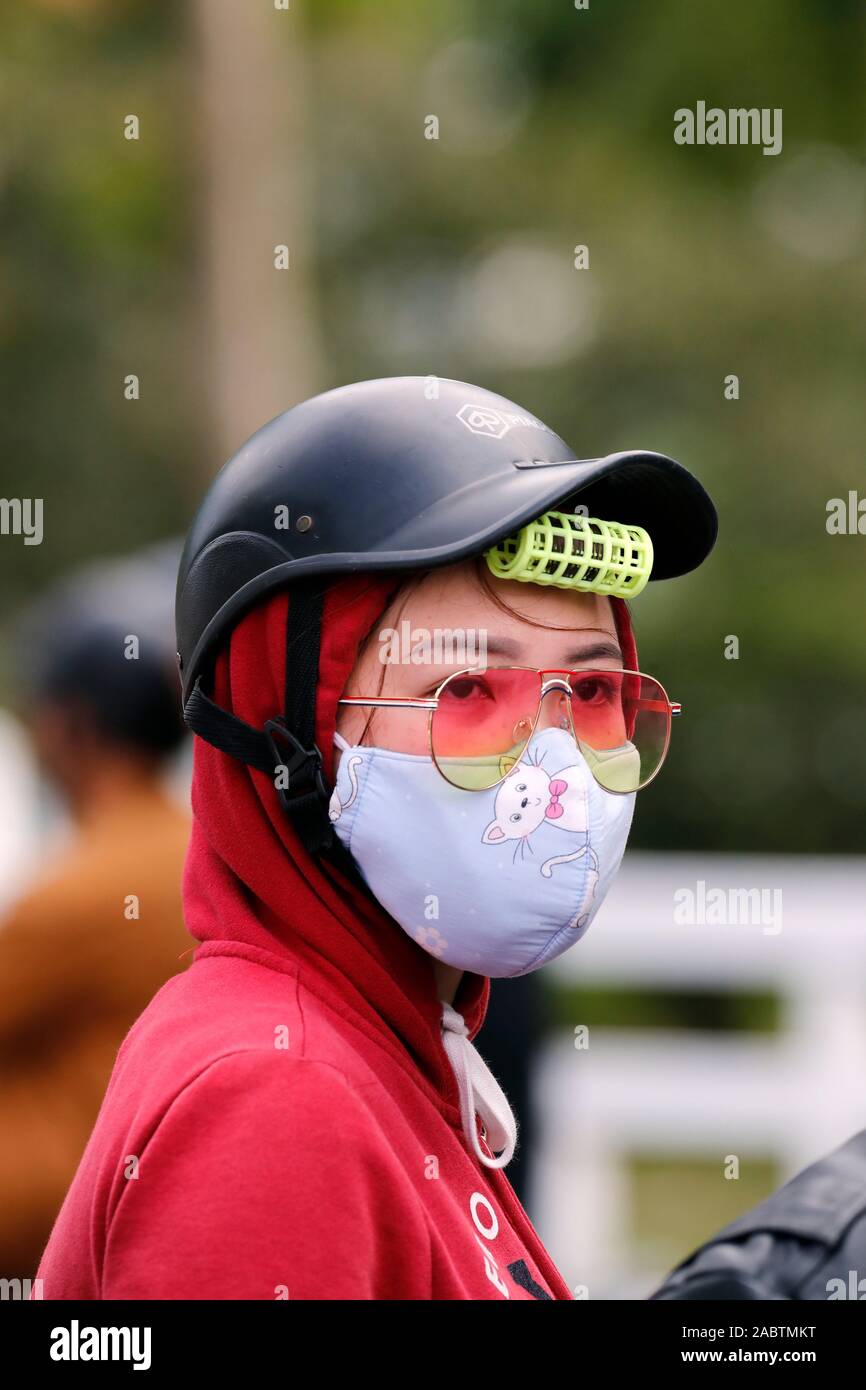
[440,1003,518,1170]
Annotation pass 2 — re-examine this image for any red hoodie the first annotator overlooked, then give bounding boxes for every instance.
[36,576,633,1301]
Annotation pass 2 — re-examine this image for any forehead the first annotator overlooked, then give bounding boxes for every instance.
[398,561,616,627]
[377,560,621,666]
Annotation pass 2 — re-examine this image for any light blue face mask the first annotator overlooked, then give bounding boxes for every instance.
[329,725,636,979]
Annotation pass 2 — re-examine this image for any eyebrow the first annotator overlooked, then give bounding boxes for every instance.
[483,636,623,664]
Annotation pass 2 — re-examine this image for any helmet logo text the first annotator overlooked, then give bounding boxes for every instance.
[456,403,551,439]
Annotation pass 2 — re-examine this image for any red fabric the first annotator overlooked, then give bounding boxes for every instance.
[611,596,637,673]
[33,573,638,1301]
[611,597,640,738]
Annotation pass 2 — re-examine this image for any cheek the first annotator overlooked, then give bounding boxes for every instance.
[335,701,431,754]
[369,707,430,754]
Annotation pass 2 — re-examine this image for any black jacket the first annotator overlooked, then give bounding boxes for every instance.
[650,1129,866,1300]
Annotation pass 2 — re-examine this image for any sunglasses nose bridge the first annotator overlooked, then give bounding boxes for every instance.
[536,677,575,733]
[540,676,572,698]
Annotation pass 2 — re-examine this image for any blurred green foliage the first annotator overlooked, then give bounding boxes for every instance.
[545,980,782,1034]
[0,0,196,621]
[1,0,864,852]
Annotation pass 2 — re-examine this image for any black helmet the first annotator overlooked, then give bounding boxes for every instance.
[177,376,717,859]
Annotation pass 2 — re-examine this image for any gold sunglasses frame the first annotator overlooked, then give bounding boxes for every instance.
[337,666,681,794]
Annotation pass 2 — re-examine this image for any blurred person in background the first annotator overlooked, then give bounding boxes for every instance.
[0,543,191,1280]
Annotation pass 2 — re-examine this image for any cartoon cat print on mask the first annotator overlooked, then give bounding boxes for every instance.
[482,754,601,891]
[329,725,633,974]
[329,754,363,822]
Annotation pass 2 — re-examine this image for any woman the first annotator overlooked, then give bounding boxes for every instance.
[35,376,717,1300]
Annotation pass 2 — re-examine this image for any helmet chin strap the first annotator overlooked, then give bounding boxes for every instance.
[182,580,360,881]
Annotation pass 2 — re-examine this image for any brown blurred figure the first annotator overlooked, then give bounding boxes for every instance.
[0,544,192,1278]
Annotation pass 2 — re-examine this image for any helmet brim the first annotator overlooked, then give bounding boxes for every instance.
[179,447,716,702]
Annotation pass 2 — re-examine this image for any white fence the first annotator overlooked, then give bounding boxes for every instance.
[531,850,866,1298]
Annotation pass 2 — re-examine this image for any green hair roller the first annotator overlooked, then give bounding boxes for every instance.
[484,511,653,598]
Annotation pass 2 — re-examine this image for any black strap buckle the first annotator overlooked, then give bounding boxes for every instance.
[263,717,329,813]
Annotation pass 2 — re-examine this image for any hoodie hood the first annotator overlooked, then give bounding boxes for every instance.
[182,574,492,1119]
[182,572,638,1136]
